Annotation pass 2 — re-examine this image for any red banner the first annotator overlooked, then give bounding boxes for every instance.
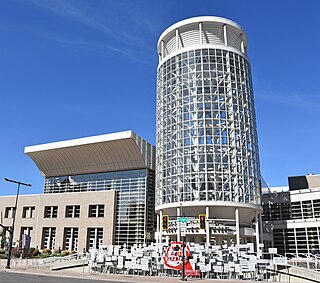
[163,241,193,271]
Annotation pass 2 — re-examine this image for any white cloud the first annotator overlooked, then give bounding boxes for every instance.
[29,0,152,49]
[256,90,320,110]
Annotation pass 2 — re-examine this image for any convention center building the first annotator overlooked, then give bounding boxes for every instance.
[0,131,155,252]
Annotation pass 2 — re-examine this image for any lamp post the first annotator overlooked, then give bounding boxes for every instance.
[3,178,31,269]
[181,236,186,281]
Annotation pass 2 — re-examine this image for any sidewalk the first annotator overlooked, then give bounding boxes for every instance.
[0,266,258,283]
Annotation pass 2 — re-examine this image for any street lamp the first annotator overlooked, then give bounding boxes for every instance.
[3,178,31,269]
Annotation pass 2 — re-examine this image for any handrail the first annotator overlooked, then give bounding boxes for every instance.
[42,253,84,264]
[284,252,320,271]
[267,267,320,283]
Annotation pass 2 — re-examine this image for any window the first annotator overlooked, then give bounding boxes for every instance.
[88,205,104,217]
[63,228,79,251]
[1,226,10,240]
[44,206,58,218]
[20,227,33,244]
[42,227,56,250]
[291,202,302,219]
[4,207,15,218]
[20,227,33,237]
[65,205,80,218]
[302,200,313,219]
[22,206,35,218]
[281,202,291,220]
[313,199,320,217]
[87,228,103,250]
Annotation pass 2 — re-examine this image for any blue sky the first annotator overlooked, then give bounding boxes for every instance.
[0,0,319,195]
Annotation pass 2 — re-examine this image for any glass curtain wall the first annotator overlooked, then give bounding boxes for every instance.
[44,169,155,246]
[156,48,260,207]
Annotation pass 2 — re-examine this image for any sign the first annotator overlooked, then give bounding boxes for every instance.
[177,217,188,223]
[268,248,278,254]
[273,257,287,266]
[180,222,187,232]
[117,256,123,268]
[163,241,193,271]
[22,234,31,250]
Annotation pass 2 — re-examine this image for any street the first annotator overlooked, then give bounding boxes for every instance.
[0,271,138,283]
[0,269,260,283]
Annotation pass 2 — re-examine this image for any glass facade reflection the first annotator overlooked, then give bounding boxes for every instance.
[156,47,261,206]
[45,169,155,246]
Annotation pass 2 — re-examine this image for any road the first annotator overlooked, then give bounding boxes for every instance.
[0,269,260,283]
[0,271,138,283]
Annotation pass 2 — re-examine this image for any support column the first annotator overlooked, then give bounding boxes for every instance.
[235,208,240,245]
[206,206,210,247]
[241,40,245,53]
[255,211,260,258]
[159,210,163,244]
[177,207,181,242]
[161,41,164,60]
[176,29,179,51]
[156,213,160,246]
[223,24,228,46]
[199,22,203,44]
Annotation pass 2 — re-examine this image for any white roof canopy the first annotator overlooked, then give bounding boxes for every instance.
[25,131,155,177]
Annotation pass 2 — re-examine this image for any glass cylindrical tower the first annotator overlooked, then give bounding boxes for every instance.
[156,16,262,246]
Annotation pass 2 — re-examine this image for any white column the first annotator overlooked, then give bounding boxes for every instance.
[156,213,160,246]
[199,22,203,44]
[223,24,228,46]
[159,210,163,244]
[161,41,164,60]
[176,28,179,51]
[241,40,245,53]
[255,211,260,258]
[235,208,240,245]
[206,206,210,247]
[177,207,181,242]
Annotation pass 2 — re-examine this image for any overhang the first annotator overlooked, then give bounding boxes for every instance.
[25,130,155,177]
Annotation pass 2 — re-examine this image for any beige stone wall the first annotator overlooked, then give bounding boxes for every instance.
[0,190,116,252]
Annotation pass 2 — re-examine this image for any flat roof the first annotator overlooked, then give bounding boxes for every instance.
[158,16,247,47]
[25,130,155,177]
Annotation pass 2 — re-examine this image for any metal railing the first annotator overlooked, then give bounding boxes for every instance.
[285,252,320,271]
[30,253,87,269]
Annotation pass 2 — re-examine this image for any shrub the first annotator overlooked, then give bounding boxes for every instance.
[70,250,77,254]
[28,247,40,257]
[43,248,51,255]
[53,249,60,257]
[11,248,21,258]
[0,249,5,254]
